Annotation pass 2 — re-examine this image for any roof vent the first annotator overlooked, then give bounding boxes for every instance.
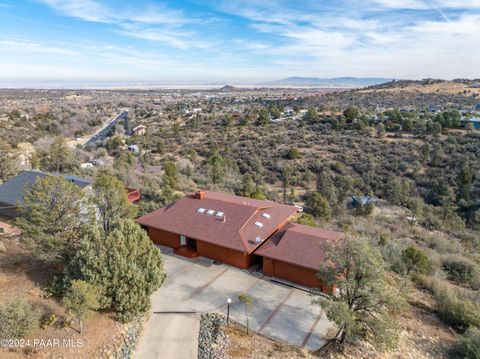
[254,221,264,228]
[197,208,206,213]
[262,213,271,219]
[207,209,215,215]
[255,236,262,243]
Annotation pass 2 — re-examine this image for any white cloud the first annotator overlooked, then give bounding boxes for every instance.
[38,0,206,49]
[38,0,190,25]
[0,38,79,56]
[370,0,480,9]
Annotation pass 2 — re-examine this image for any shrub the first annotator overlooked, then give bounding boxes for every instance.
[0,299,41,338]
[434,285,480,331]
[402,246,429,275]
[442,255,479,286]
[286,147,300,159]
[40,314,57,329]
[380,241,407,275]
[295,213,316,227]
[449,327,480,359]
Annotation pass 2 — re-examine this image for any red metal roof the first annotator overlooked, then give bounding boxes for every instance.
[255,223,342,271]
[136,190,298,253]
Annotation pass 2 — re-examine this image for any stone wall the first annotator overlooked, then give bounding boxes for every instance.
[198,313,229,359]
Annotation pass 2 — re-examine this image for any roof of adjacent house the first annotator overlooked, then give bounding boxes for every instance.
[136,190,299,253]
[0,171,92,207]
[352,195,376,206]
[255,223,342,271]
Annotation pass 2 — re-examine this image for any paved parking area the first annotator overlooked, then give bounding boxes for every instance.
[142,245,335,355]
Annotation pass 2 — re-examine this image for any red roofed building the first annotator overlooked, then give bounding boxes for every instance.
[137,190,298,268]
[137,190,342,289]
[255,223,342,289]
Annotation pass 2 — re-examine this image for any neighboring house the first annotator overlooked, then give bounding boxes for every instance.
[351,196,376,207]
[132,125,146,136]
[137,190,343,289]
[127,145,140,154]
[0,171,140,218]
[465,117,480,129]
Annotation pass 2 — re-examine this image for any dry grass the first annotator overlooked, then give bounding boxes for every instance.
[359,81,480,96]
[0,237,121,359]
[225,322,315,359]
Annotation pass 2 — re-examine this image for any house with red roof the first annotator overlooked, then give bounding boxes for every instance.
[137,190,342,289]
[255,222,341,289]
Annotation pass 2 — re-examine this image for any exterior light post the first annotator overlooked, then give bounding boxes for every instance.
[227,298,232,325]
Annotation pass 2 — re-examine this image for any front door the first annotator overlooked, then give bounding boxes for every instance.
[180,235,187,246]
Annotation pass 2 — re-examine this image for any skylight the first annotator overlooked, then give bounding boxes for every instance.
[207,209,215,215]
[255,221,263,228]
[215,211,224,217]
[197,208,206,213]
[262,213,271,219]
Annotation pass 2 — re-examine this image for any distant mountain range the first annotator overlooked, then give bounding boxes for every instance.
[263,77,393,87]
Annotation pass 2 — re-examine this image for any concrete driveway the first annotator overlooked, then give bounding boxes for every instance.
[135,246,335,358]
[135,312,199,359]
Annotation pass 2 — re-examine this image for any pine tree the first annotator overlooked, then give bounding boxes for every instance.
[63,280,99,334]
[457,161,473,202]
[0,140,17,183]
[312,237,406,350]
[92,175,135,234]
[16,176,91,262]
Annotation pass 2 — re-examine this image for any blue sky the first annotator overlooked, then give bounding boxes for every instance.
[0,0,479,84]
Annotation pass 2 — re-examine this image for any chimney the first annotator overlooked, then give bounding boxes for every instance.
[195,190,205,200]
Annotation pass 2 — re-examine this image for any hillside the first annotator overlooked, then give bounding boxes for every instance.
[264,77,391,87]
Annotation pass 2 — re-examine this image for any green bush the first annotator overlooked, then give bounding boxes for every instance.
[0,299,41,338]
[434,286,480,331]
[449,327,480,359]
[442,255,478,286]
[40,314,57,329]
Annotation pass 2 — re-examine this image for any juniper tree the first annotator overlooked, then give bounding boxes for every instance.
[163,160,178,189]
[312,237,407,351]
[305,192,331,220]
[66,219,166,322]
[241,173,255,197]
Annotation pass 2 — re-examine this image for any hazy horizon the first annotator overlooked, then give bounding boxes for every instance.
[0,0,479,83]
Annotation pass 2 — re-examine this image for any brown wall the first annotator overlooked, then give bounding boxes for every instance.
[148,227,180,247]
[196,241,250,269]
[263,257,327,290]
